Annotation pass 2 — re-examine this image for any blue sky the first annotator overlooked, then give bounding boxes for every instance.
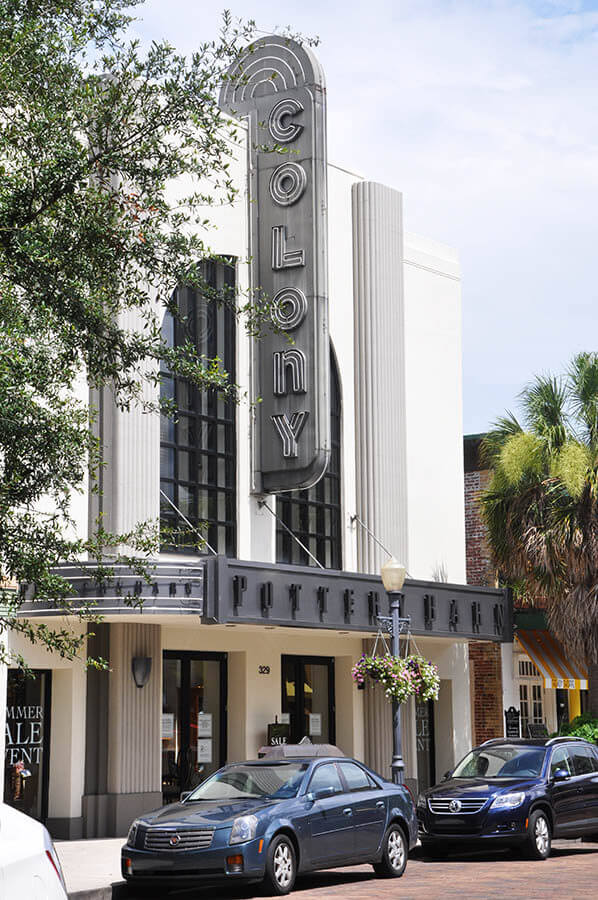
[131,1,598,433]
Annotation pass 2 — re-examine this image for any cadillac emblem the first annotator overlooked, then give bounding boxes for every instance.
[449,799,462,813]
[169,834,181,846]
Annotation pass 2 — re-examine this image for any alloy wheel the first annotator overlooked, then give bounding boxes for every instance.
[534,816,549,856]
[388,828,406,870]
[273,842,294,888]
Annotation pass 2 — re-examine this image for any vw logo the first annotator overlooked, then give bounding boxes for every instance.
[169,834,181,846]
[449,799,462,813]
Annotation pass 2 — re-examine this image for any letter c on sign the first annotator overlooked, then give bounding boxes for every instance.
[268,98,304,143]
[269,163,307,207]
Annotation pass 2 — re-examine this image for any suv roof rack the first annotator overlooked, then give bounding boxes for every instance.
[546,735,588,745]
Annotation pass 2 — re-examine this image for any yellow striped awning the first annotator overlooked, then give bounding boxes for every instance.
[516,629,588,691]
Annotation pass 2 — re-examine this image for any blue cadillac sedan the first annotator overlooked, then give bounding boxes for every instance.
[122,756,417,895]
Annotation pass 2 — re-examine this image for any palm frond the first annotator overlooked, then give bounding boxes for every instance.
[520,374,568,452]
[480,411,522,467]
[568,352,598,450]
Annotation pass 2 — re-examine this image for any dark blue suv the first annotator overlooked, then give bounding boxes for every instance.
[417,737,598,859]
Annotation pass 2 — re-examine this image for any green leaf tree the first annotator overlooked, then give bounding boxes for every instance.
[0,1,298,666]
[480,352,598,716]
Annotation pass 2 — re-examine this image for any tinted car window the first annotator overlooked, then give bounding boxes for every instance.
[187,763,308,801]
[570,746,598,776]
[453,746,546,778]
[550,746,572,777]
[309,763,344,795]
[338,762,377,792]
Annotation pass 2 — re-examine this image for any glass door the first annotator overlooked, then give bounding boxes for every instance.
[415,697,436,792]
[4,669,52,822]
[161,651,226,804]
[282,656,335,745]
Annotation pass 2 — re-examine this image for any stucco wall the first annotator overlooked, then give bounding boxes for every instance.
[404,233,466,583]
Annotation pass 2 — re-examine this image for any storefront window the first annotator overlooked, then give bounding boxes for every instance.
[162,651,226,804]
[519,681,545,737]
[416,698,436,792]
[276,349,342,569]
[160,261,236,555]
[282,655,335,745]
[3,670,52,822]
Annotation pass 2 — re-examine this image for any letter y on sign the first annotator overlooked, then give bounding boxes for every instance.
[271,412,308,458]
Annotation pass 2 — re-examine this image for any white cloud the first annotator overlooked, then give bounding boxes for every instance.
[131,0,598,431]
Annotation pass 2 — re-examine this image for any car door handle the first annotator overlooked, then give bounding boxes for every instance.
[376,801,385,808]
[576,787,584,793]
[343,807,353,816]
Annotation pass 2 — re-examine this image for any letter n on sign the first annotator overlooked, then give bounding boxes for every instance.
[219,36,330,493]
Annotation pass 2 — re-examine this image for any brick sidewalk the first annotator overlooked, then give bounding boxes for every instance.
[167,841,598,900]
[59,839,598,900]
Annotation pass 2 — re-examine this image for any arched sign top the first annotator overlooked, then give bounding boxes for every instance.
[219,36,326,113]
[219,36,330,494]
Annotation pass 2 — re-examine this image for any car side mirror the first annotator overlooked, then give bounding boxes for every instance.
[180,791,191,802]
[307,786,335,802]
[443,771,452,781]
[552,768,570,782]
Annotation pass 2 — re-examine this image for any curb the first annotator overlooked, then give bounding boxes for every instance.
[68,883,128,900]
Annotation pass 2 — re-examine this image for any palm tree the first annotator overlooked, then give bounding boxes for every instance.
[480,352,598,717]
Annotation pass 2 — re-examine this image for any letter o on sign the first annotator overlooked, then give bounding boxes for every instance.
[269,162,307,207]
[271,288,308,331]
[268,98,304,143]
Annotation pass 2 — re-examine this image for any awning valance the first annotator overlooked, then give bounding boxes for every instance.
[516,629,588,691]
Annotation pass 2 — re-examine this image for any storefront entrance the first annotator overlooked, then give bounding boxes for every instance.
[282,655,335,745]
[161,651,227,804]
[3,669,52,822]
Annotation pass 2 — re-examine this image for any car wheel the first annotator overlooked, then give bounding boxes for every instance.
[526,810,551,860]
[373,824,408,878]
[263,834,297,896]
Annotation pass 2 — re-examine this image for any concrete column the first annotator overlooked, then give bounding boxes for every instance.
[47,666,87,838]
[352,182,408,574]
[105,623,162,836]
[334,656,364,760]
[501,642,518,736]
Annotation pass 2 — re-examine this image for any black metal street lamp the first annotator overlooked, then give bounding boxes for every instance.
[379,557,410,785]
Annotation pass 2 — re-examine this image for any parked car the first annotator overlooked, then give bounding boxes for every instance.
[122,756,417,895]
[417,736,598,859]
[0,802,68,899]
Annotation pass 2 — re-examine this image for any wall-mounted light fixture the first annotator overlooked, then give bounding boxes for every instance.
[131,656,152,689]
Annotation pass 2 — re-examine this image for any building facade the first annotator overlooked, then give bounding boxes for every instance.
[2,38,510,839]
[464,435,588,746]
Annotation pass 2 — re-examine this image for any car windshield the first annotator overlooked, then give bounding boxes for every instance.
[452,745,546,779]
[186,763,309,801]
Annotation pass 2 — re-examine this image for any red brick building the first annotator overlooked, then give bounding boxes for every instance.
[464,435,505,744]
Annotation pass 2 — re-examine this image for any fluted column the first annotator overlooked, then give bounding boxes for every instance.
[352,182,408,574]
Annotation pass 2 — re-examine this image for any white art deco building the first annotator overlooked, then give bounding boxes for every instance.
[2,36,510,838]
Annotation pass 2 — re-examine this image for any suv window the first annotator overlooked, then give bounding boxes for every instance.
[570,746,598,776]
[338,762,377,792]
[550,746,573,777]
[309,763,344,796]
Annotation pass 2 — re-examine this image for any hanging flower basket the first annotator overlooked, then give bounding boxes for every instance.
[351,653,440,704]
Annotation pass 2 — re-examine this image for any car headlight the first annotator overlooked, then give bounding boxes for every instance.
[229,814,258,845]
[490,792,525,810]
[127,819,140,846]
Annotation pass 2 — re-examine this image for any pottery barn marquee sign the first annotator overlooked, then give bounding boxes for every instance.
[220,36,330,493]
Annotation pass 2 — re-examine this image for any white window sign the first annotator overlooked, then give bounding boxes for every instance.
[197,712,212,738]
[197,740,212,764]
[161,713,174,740]
[280,713,290,725]
[309,713,322,737]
